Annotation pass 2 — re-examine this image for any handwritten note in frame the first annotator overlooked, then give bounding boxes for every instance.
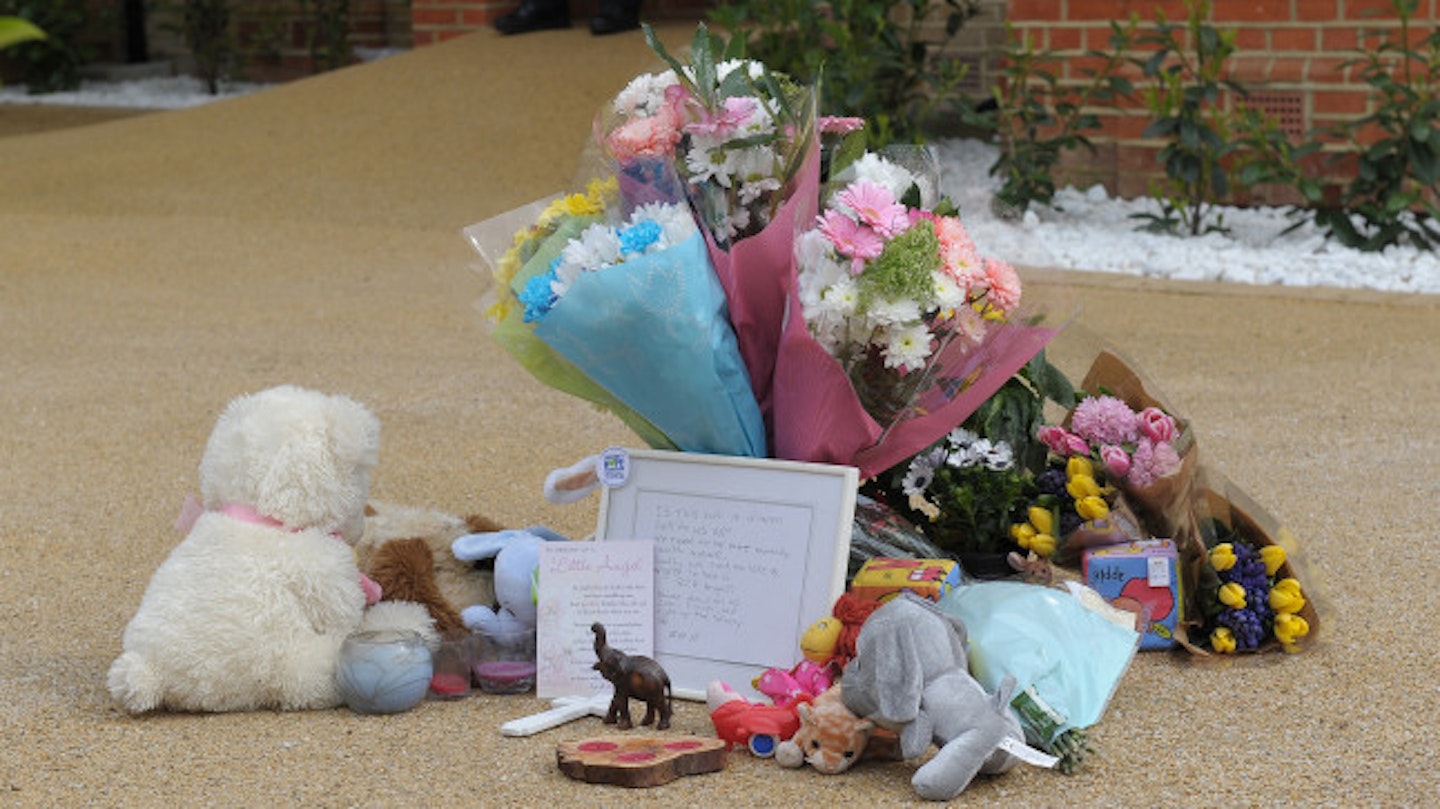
[595,449,858,700]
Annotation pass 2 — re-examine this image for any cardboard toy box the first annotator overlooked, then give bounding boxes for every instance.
[850,557,962,603]
[1083,540,1181,650]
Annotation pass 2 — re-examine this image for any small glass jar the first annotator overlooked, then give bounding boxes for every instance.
[472,624,537,695]
[336,629,433,714]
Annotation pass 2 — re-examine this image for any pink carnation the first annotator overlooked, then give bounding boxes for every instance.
[1127,438,1181,488]
[606,108,682,160]
[934,216,984,290]
[983,258,1022,314]
[1070,395,1140,446]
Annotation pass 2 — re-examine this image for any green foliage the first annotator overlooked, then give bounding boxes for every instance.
[707,0,982,147]
[1311,0,1440,251]
[973,20,1135,218]
[1128,0,1245,236]
[0,0,90,94]
[0,15,44,54]
[304,0,352,74]
[966,349,1075,474]
[153,0,234,94]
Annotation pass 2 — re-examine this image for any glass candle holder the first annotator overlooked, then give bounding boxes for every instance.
[428,630,475,700]
[472,623,536,695]
[336,629,433,714]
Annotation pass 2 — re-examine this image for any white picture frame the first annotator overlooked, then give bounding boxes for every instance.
[595,448,859,700]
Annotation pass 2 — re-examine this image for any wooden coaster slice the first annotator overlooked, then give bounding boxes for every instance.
[556,735,727,787]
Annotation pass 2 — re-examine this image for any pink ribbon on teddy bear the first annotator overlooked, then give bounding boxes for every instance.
[173,495,382,606]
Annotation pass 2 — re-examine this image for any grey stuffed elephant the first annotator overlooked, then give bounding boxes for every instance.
[841,592,1026,801]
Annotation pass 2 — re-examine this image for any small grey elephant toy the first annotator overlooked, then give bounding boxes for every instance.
[840,592,1028,801]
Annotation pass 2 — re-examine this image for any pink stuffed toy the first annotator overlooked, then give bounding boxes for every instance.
[752,660,835,704]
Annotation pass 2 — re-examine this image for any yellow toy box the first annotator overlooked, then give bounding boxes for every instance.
[849,557,962,603]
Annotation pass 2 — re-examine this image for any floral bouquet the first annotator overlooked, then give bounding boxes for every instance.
[467,181,766,457]
[771,148,1061,478]
[1029,350,1199,557]
[595,25,821,438]
[1186,478,1320,654]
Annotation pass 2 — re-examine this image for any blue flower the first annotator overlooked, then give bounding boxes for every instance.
[618,219,663,255]
[518,264,560,322]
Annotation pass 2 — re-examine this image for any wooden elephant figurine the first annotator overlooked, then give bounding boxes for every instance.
[592,622,672,730]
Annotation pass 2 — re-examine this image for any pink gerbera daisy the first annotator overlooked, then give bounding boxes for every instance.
[818,210,885,272]
[837,182,909,238]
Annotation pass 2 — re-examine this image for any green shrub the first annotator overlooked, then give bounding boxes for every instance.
[304,0,353,74]
[1128,0,1247,236]
[0,0,90,94]
[707,0,982,147]
[1311,0,1440,251]
[974,20,1135,218]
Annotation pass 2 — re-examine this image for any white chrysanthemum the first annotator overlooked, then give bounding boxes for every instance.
[686,142,737,187]
[612,70,679,115]
[719,207,752,240]
[865,297,923,328]
[630,202,696,246]
[819,277,859,317]
[847,153,919,202]
[881,322,934,372]
[932,272,969,312]
[562,223,622,270]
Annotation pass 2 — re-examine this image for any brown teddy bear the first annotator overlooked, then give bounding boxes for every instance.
[355,503,506,634]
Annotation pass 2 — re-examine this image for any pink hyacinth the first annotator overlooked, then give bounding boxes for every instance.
[1128,437,1181,488]
[1071,395,1140,446]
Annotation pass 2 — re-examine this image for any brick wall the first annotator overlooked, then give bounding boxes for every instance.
[411,0,712,45]
[1006,0,1439,202]
[143,0,412,84]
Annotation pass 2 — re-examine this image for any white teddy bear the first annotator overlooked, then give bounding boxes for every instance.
[108,385,436,713]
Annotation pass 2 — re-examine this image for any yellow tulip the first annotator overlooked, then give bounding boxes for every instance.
[1066,474,1102,500]
[1027,506,1055,537]
[1269,578,1306,614]
[1274,613,1310,647]
[1028,532,1057,558]
[1075,495,1110,522]
[1209,543,1237,572]
[1260,545,1287,576]
[1218,582,1247,609]
[1210,627,1237,654]
[1011,522,1036,545]
[1066,455,1095,480]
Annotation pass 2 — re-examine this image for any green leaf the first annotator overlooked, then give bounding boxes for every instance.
[0,16,46,52]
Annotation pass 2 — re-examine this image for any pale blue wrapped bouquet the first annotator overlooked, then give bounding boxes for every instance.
[516,199,765,457]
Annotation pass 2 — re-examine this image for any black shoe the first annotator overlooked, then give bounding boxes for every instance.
[494,1,570,35]
[588,1,638,35]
